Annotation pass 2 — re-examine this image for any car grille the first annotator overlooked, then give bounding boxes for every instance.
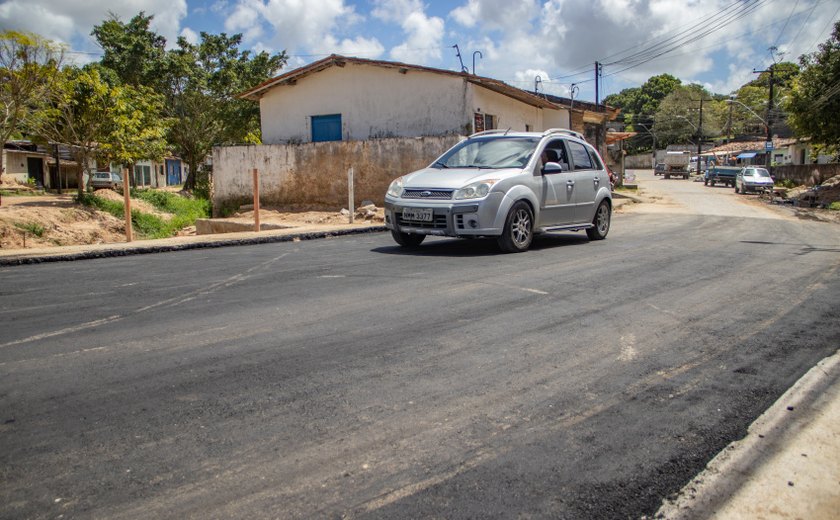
[397,213,448,229]
[401,189,454,200]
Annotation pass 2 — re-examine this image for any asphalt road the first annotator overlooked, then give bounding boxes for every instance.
[2,171,839,519]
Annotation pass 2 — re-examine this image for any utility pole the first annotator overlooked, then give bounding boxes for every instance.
[726,96,734,143]
[594,62,601,106]
[697,97,704,168]
[753,64,775,167]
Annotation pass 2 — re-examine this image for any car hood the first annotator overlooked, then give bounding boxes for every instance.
[402,167,517,189]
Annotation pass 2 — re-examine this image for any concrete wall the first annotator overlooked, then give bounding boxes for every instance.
[212,136,463,216]
[625,153,655,169]
[770,164,840,186]
[259,64,471,143]
[543,108,571,130]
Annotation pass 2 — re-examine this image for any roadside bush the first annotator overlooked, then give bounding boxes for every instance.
[829,201,840,211]
[776,178,797,189]
[78,191,210,239]
[14,221,46,237]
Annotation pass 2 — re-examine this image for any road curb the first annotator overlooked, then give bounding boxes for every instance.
[0,226,387,266]
[652,349,840,519]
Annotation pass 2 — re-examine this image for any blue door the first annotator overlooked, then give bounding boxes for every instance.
[165,159,182,185]
[311,114,342,142]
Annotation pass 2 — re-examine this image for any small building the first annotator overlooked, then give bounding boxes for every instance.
[240,54,572,145]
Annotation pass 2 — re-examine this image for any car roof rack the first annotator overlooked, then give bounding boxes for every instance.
[469,129,513,138]
[543,128,585,140]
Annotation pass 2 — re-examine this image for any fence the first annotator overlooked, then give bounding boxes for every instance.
[770,164,840,186]
[624,154,654,169]
[212,136,462,217]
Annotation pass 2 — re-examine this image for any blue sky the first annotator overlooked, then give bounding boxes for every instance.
[2,0,838,102]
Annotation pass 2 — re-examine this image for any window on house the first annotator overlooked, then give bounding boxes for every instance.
[473,113,497,133]
[134,165,151,186]
[311,114,342,142]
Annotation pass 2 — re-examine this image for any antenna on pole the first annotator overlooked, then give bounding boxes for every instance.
[452,44,468,73]
[472,51,483,75]
[534,75,543,95]
[570,83,579,110]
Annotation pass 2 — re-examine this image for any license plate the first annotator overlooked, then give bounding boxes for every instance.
[402,208,433,222]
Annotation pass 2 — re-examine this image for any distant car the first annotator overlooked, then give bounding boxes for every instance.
[654,163,667,176]
[90,172,123,190]
[735,167,774,194]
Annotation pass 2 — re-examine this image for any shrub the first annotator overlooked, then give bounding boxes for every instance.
[829,201,840,211]
[78,190,210,239]
[14,221,46,237]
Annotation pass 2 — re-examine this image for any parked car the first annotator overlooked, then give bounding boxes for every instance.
[90,171,123,190]
[735,167,774,194]
[654,163,667,176]
[384,128,612,253]
[705,166,740,187]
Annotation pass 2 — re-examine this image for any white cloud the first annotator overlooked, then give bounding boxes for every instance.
[390,11,444,64]
[315,35,385,58]
[450,0,538,32]
[0,0,188,49]
[372,0,423,23]
[180,27,199,45]
[224,0,359,53]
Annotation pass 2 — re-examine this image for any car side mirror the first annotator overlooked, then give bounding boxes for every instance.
[542,162,563,175]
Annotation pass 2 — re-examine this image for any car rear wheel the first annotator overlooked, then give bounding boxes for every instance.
[391,229,425,247]
[735,183,740,193]
[586,200,611,240]
[497,201,533,253]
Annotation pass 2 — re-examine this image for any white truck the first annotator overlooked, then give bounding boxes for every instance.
[663,151,691,179]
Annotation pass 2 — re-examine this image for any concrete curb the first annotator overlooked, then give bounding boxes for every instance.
[653,349,840,519]
[0,226,387,266]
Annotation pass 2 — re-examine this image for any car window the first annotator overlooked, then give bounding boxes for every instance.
[95,173,109,179]
[542,139,570,171]
[755,168,771,177]
[435,137,539,169]
[588,147,604,170]
[567,141,593,170]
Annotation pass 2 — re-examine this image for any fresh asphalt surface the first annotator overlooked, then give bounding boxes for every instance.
[2,171,839,519]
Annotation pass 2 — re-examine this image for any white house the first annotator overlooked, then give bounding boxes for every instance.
[240,55,572,144]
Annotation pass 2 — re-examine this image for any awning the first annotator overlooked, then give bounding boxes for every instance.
[736,152,758,159]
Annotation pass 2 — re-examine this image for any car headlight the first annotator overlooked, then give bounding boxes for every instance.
[387,177,405,198]
[454,180,497,200]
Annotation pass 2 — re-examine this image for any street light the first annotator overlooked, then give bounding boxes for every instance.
[675,115,698,131]
[726,98,767,125]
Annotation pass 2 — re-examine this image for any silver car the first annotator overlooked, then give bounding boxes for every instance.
[384,129,612,253]
[735,167,774,194]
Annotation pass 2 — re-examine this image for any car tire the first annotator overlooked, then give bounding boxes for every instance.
[391,229,425,248]
[586,200,611,240]
[497,201,533,253]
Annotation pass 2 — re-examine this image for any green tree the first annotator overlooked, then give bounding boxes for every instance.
[653,84,720,149]
[605,74,682,152]
[787,21,840,147]
[0,31,64,176]
[165,32,286,189]
[91,12,167,91]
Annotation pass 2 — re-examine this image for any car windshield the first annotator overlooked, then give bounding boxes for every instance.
[434,137,539,169]
[94,173,110,179]
[753,168,771,177]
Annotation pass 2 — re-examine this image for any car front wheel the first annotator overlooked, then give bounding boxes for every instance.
[391,229,425,247]
[586,200,611,240]
[497,201,533,253]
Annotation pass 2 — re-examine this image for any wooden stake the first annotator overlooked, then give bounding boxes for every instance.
[253,168,260,232]
[348,167,354,224]
[123,168,133,242]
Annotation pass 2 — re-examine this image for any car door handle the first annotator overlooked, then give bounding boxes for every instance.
[566,180,575,185]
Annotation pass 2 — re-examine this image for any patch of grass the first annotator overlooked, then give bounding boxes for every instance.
[15,221,46,237]
[78,191,210,239]
[829,201,840,211]
[0,189,43,196]
[775,178,797,189]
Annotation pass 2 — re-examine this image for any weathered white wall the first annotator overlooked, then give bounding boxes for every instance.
[212,136,463,215]
[3,150,35,183]
[259,64,471,143]
[543,107,571,130]
[468,87,544,132]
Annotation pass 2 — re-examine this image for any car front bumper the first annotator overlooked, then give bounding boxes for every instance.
[384,193,505,237]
